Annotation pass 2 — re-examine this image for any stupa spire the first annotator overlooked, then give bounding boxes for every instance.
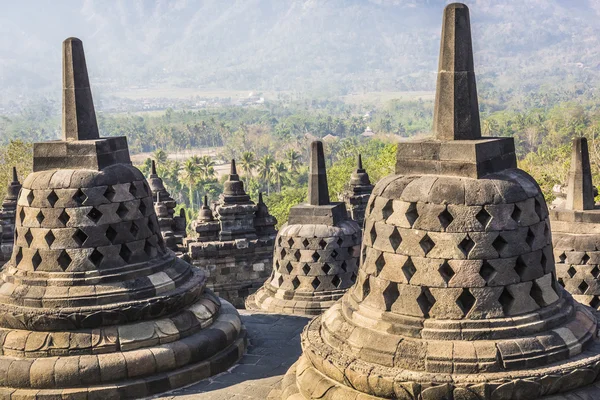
[566,137,595,210]
[432,3,481,141]
[11,167,17,184]
[230,159,239,180]
[62,37,99,141]
[151,159,157,175]
[357,154,363,170]
[308,141,330,206]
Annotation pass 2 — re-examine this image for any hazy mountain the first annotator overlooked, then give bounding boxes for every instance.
[1,0,600,99]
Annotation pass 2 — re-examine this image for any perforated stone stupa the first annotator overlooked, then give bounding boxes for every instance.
[0,38,246,398]
[0,167,21,265]
[246,141,361,315]
[342,154,373,226]
[275,4,600,399]
[186,161,277,308]
[149,160,187,253]
[551,137,600,310]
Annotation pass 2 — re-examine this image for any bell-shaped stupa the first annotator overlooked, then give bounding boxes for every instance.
[342,154,373,225]
[0,167,21,265]
[551,138,600,309]
[246,141,361,315]
[148,160,187,253]
[274,4,600,399]
[0,38,246,398]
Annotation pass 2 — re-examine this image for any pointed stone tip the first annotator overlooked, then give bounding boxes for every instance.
[230,159,238,176]
[445,2,469,12]
[259,192,264,204]
[357,154,363,170]
[180,208,185,218]
[308,140,330,206]
[151,160,157,175]
[204,195,208,206]
[11,167,18,183]
[567,137,595,210]
[62,36,99,142]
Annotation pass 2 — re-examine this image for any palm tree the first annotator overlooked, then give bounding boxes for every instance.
[197,155,215,181]
[285,149,301,173]
[257,155,275,194]
[153,149,168,165]
[272,161,287,192]
[179,160,201,212]
[240,151,257,185]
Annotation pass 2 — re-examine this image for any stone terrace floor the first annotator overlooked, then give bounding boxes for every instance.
[158,311,310,400]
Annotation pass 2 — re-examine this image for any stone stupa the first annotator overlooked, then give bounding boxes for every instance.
[551,137,600,309]
[274,4,600,400]
[0,37,246,398]
[342,153,373,226]
[186,160,277,308]
[0,167,21,265]
[246,141,362,315]
[148,160,187,253]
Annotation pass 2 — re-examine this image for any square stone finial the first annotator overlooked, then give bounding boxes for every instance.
[308,141,330,206]
[433,3,481,141]
[566,137,595,211]
[62,37,100,142]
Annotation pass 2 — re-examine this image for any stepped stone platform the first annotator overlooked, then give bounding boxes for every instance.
[246,141,361,316]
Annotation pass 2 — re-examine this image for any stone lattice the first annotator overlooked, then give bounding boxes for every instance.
[551,138,600,310]
[246,141,361,315]
[0,38,246,399]
[274,4,600,400]
[342,154,373,226]
[149,160,187,253]
[0,167,21,265]
[186,161,277,308]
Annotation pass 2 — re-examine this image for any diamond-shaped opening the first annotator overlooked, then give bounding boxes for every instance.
[514,256,528,280]
[24,229,33,246]
[319,239,327,249]
[332,249,338,259]
[15,248,23,265]
[405,202,419,227]
[383,282,400,311]
[417,288,435,317]
[26,191,35,206]
[540,252,549,273]
[499,288,514,315]
[47,190,59,207]
[90,249,104,267]
[492,235,508,254]
[351,272,357,283]
[277,275,284,287]
[72,229,88,246]
[382,200,394,220]
[280,248,286,259]
[144,240,156,257]
[130,221,139,238]
[375,253,386,273]
[73,189,87,205]
[402,257,416,283]
[438,208,454,229]
[311,251,320,262]
[557,277,566,287]
[139,200,147,216]
[87,207,103,224]
[302,238,310,248]
[44,230,55,247]
[116,203,129,219]
[332,275,342,288]
[36,210,45,224]
[287,237,295,247]
[456,288,476,316]
[480,261,496,283]
[419,234,435,256]
[292,276,301,289]
[119,244,132,263]
[322,263,332,275]
[369,224,377,245]
[336,237,344,247]
[293,249,301,261]
[534,198,544,220]
[592,266,600,279]
[105,226,118,243]
[104,186,116,202]
[285,262,293,274]
[458,235,475,257]
[511,205,522,224]
[277,237,283,246]
[302,264,311,275]
[389,228,402,252]
[341,261,348,272]
[526,228,535,249]
[32,250,42,270]
[19,208,25,223]
[581,254,590,265]
[567,266,577,278]
[311,277,320,290]
[476,208,491,229]
[57,250,71,271]
[530,281,546,307]
[361,276,371,300]
[590,296,600,310]
[578,281,589,294]
[129,183,138,197]
[439,261,455,284]
[58,209,70,226]
[558,252,567,263]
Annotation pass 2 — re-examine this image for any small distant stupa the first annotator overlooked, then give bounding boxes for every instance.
[0,167,21,265]
[341,154,373,225]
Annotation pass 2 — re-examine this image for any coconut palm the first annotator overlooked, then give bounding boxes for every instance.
[153,149,168,165]
[240,151,257,185]
[197,155,215,181]
[257,154,275,194]
[285,149,302,173]
[272,161,287,192]
[179,160,201,212]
